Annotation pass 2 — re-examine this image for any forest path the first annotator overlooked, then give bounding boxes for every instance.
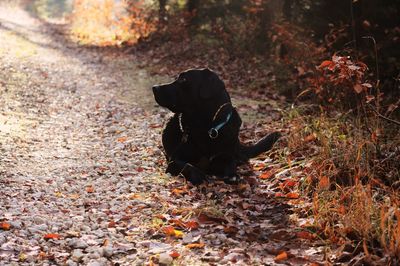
[0,2,324,265]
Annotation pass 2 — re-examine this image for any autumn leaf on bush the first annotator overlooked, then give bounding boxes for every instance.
[0,222,11,230]
[186,243,205,249]
[274,251,288,262]
[43,233,61,240]
[319,60,333,69]
[353,84,363,94]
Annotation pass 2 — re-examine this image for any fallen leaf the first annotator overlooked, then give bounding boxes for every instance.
[162,226,184,238]
[171,187,187,196]
[117,136,127,143]
[223,225,239,235]
[274,192,285,198]
[186,243,205,249]
[129,193,141,199]
[43,233,61,240]
[286,192,300,199]
[304,133,317,142]
[281,179,297,189]
[108,220,116,228]
[253,163,266,171]
[0,222,11,230]
[274,251,288,262]
[318,176,330,190]
[185,220,199,230]
[197,213,225,224]
[86,186,95,193]
[169,250,180,259]
[259,170,275,179]
[296,231,315,240]
[169,219,186,229]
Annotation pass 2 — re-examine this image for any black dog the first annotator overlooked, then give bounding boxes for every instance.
[152,68,280,184]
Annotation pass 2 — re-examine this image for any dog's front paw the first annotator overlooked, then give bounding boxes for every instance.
[166,161,181,176]
[180,164,207,185]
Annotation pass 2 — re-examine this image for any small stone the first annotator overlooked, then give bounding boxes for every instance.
[68,238,89,249]
[71,249,84,262]
[66,259,78,266]
[0,235,6,245]
[158,252,173,265]
[87,260,104,266]
[28,224,48,234]
[102,246,113,258]
[10,221,22,229]
[33,216,46,224]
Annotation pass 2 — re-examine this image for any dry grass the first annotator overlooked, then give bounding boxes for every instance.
[285,106,400,260]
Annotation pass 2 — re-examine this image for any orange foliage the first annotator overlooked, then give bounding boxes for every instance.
[70,0,155,46]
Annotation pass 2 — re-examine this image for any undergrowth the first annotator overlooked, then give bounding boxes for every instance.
[286,105,400,261]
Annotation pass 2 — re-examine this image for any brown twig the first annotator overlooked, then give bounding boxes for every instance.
[367,104,400,127]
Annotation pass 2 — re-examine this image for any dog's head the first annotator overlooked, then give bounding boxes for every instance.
[152,68,228,113]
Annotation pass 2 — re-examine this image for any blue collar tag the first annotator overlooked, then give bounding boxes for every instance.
[208,111,232,139]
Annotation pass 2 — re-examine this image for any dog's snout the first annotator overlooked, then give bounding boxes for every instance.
[152,85,160,93]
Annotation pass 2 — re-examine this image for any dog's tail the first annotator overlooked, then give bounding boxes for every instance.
[239,132,281,160]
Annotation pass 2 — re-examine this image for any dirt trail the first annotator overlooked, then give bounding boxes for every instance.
[0,3,324,266]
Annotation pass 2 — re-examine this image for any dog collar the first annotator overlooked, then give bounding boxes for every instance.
[208,103,233,139]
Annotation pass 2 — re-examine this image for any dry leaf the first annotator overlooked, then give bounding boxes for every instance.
[169,250,180,258]
[185,220,199,230]
[43,233,61,240]
[108,220,116,228]
[319,60,333,69]
[259,170,275,179]
[274,251,288,262]
[117,136,127,143]
[318,176,330,190]
[86,186,95,193]
[171,187,187,196]
[296,231,315,240]
[0,222,11,230]
[353,84,363,94]
[304,133,317,142]
[286,192,300,199]
[223,225,239,234]
[274,192,285,198]
[186,243,205,249]
[162,226,184,238]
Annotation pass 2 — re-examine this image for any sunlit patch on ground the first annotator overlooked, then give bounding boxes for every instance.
[69,0,156,46]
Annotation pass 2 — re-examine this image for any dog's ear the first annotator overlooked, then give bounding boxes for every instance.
[200,68,225,99]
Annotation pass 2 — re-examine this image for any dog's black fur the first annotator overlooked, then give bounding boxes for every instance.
[152,68,280,184]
